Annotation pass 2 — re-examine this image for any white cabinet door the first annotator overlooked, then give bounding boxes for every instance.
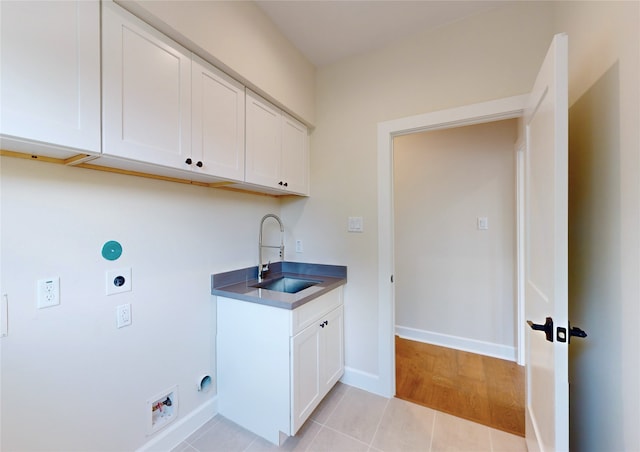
[0,0,100,154]
[245,90,281,187]
[291,321,322,434]
[102,2,191,168]
[245,90,309,194]
[191,55,245,180]
[291,304,344,435]
[281,114,309,195]
[321,306,344,391]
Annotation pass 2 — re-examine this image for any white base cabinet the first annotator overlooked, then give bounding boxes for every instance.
[217,288,344,445]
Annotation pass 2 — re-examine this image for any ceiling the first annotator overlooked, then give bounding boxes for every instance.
[255,1,503,67]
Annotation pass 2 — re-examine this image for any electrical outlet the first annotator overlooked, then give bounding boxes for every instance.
[295,239,304,253]
[116,303,131,328]
[106,268,132,295]
[37,277,60,309]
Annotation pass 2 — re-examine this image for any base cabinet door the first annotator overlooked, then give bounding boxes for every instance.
[291,304,344,435]
[291,322,322,433]
[0,0,100,155]
[321,306,345,391]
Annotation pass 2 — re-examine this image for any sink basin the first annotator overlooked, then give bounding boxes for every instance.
[252,276,321,294]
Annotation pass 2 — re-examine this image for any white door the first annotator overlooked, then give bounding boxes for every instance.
[524,33,569,452]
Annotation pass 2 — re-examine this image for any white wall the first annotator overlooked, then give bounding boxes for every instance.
[0,157,279,450]
[393,119,517,359]
[553,2,640,450]
[282,2,554,386]
[118,0,316,125]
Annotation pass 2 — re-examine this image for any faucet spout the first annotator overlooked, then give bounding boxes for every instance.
[258,214,284,282]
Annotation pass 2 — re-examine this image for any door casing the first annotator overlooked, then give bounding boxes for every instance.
[377,94,528,397]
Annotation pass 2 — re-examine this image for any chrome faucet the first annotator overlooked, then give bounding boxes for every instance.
[258,214,284,282]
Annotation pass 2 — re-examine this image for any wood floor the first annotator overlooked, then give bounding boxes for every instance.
[395,336,525,437]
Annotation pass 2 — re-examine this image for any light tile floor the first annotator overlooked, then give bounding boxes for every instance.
[173,383,527,452]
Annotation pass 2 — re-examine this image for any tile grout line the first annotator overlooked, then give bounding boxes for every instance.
[300,420,324,452]
[367,396,391,450]
[428,410,438,452]
[182,416,220,451]
[320,383,350,426]
[318,423,373,449]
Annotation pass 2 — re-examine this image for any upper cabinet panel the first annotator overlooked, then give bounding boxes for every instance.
[245,90,309,196]
[192,55,245,181]
[281,114,309,195]
[0,0,101,155]
[102,1,191,168]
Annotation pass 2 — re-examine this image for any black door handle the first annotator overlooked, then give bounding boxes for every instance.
[529,317,588,344]
[527,317,554,342]
[557,322,588,343]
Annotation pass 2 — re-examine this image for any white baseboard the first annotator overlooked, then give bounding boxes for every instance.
[137,397,218,452]
[340,367,388,398]
[395,325,517,362]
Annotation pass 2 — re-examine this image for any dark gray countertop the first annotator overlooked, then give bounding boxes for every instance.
[211,262,347,310]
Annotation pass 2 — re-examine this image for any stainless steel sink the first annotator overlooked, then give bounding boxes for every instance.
[252,276,320,294]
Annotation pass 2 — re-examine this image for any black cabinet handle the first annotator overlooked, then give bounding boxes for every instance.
[196,161,203,168]
[278,181,283,186]
[185,158,192,165]
[319,320,329,328]
[284,182,288,187]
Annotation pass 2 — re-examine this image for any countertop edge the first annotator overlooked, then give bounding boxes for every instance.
[211,263,347,310]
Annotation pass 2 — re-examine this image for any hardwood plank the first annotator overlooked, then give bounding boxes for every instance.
[395,336,525,436]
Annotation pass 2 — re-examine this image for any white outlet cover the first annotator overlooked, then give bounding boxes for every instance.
[37,277,60,309]
[106,268,132,295]
[116,303,132,328]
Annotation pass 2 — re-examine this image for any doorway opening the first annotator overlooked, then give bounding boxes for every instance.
[391,118,524,435]
[376,94,528,398]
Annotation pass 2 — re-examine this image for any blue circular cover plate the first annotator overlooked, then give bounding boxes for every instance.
[102,240,122,261]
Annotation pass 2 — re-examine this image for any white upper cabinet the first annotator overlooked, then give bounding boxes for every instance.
[102,1,191,168]
[245,90,309,195]
[191,55,245,180]
[281,113,309,195]
[0,0,101,156]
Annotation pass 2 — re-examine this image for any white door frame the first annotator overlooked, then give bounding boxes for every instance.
[376,94,528,397]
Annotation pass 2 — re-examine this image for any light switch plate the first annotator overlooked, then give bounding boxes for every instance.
[477,217,489,230]
[348,216,364,233]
